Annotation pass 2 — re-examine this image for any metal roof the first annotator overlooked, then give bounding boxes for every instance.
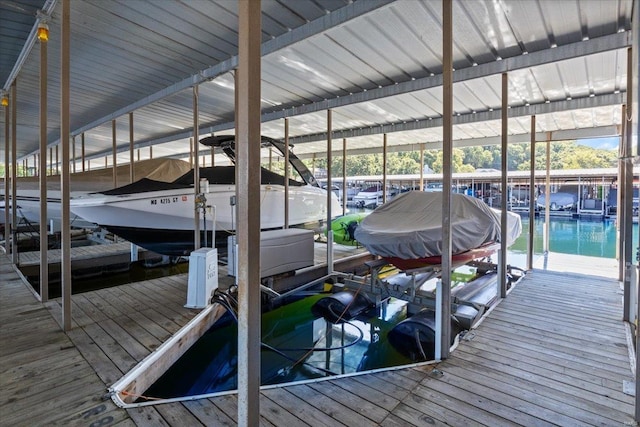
[0,0,634,168]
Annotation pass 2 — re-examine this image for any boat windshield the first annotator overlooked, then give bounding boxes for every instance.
[199,135,319,187]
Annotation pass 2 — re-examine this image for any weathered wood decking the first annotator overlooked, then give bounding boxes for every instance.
[0,251,635,426]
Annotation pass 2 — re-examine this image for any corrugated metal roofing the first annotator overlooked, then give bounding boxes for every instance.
[0,0,634,168]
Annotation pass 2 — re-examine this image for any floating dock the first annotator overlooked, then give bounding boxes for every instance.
[0,248,634,425]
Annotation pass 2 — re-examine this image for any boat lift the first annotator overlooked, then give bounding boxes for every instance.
[266,251,525,331]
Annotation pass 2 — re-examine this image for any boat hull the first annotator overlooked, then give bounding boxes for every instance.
[71,184,340,256]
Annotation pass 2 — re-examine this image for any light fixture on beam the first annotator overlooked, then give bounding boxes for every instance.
[37,22,49,42]
[0,92,8,107]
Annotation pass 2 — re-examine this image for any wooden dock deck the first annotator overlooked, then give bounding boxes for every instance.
[0,250,635,426]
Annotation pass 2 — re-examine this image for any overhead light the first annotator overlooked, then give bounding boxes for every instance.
[37,22,49,42]
[1,93,8,107]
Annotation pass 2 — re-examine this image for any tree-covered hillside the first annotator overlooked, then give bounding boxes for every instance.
[303,140,618,176]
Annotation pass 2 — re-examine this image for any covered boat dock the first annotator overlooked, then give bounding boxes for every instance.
[1,0,639,425]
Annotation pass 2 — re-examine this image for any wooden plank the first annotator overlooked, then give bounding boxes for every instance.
[477,320,629,367]
[182,398,237,426]
[415,374,558,427]
[325,375,400,412]
[479,315,629,359]
[350,371,413,401]
[125,406,170,427]
[308,379,390,423]
[97,286,175,341]
[448,351,634,414]
[379,412,427,427]
[459,334,630,394]
[467,326,632,378]
[1,370,105,426]
[263,386,349,427]
[491,304,627,339]
[406,378,521,426]
[481,310,629,356]
[116,282,195,327]
[384,402,449,426]
[1,347,84,388]
[154,402,205,426]
[0,328,70,360]
[97,318,151,361]
[283,383,377,427]
[111,418,138,427]
[66,326,124,386]
[81,322,138,375]
[49,399,130,426]
[438,358,634,426]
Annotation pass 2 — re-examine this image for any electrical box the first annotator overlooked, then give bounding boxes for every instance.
[186,248,218,308]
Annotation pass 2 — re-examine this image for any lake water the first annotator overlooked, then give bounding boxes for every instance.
[508,217,639,269]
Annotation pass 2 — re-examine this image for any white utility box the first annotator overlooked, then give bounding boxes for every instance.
[186,247,218,308]
[228,228,314,278]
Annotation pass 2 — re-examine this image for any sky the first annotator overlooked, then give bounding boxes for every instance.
[576,137,619,150]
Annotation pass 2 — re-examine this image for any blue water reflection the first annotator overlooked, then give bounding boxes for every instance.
[509,217,639,262]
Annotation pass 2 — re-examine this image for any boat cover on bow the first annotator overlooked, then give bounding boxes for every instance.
[354,191,522,261]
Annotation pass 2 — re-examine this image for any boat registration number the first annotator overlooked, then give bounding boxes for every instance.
[150,196,181,205]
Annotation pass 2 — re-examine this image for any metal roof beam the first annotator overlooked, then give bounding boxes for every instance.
[2,0,58,92]
[79,92,622,161]
[292,126,620,159]
[69,0,394,137]
[287,92,624,144]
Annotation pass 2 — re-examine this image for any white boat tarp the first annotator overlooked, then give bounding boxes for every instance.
[2,158,192,192]
[354,191,522,260]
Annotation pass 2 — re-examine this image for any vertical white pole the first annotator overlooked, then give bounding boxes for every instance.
[236,1,261,425]
[499,73,508,297]
[438,0,453,360]
[129,112,134,183]
[112,119,117,188]
[544,135,551,254]
[39,24,49,301]
[342,138,347,216]
[327,109,333,273]
[284,118,290,229]
[10,81,17,262]
[60,0,72,331]
[382,134,387,204]
[193,85,201,250]
[527,116,535,271]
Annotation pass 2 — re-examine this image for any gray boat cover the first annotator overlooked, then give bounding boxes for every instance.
[354,191,522,259]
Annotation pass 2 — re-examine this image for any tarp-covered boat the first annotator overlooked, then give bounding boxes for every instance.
[354,191,522,270]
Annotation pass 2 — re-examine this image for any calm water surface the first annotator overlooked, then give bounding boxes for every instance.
[509,217,639,263]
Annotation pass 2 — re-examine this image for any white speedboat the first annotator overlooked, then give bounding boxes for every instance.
[70,136,341,256]
[352,184,383,208]
[536,192,578,211]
